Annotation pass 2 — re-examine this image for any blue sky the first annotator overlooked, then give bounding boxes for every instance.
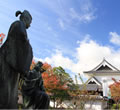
[1,0,120,82]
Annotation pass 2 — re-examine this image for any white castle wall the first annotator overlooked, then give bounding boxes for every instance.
[90,75,120,97]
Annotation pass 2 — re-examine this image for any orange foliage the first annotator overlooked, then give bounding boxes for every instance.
[42,62,52,70]
[0,33,5,44]
[109,78,120,101]
[30,59,36,70]
[29,62,67,94]
[42,63,67,94]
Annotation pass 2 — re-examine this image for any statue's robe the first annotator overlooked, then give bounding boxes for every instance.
[0,20,33,109]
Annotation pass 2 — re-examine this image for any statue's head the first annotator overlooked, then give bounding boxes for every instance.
[15,10,32,29]
[34,61,43,72]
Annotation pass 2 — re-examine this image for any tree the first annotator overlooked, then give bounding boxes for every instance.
[53,66,73,89]
[0,33,5,45]
[52,66,73,107]
[109,78,120,102]
[42,64,72,108]
[108,78,120,109]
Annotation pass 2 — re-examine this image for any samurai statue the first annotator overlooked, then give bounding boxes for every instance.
[0,10,33,108]
[22,61,50,109]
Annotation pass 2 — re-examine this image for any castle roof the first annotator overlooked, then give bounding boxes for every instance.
[84,59,120,75]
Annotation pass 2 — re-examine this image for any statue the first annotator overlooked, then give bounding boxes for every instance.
[22,61,50,109]
[0,10,33,108]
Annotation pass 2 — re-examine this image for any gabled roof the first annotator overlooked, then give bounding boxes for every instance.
[84,59,120,74]
[78,76,102,91]
[85,76,102,86]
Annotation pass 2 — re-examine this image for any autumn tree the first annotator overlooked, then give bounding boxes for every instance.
[42,64,72,108]
[109,78,120,102]
[0,33,5,45]
[52,66,73,108]
[108,78,120,109]
[53,66,73,88]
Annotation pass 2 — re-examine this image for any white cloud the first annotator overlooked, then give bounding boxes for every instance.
[109,32,120,45]
[80,12,96,22]
[69,8,96,23]
[40,0,96,30]
[58,18,65,30]
[36,34,120,83]
[69,0,97,23]
[43,50,74,69]
[80,0,95,13]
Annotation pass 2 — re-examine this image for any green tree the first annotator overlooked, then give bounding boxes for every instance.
[51,66,73,108]
[53,66,73,88]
